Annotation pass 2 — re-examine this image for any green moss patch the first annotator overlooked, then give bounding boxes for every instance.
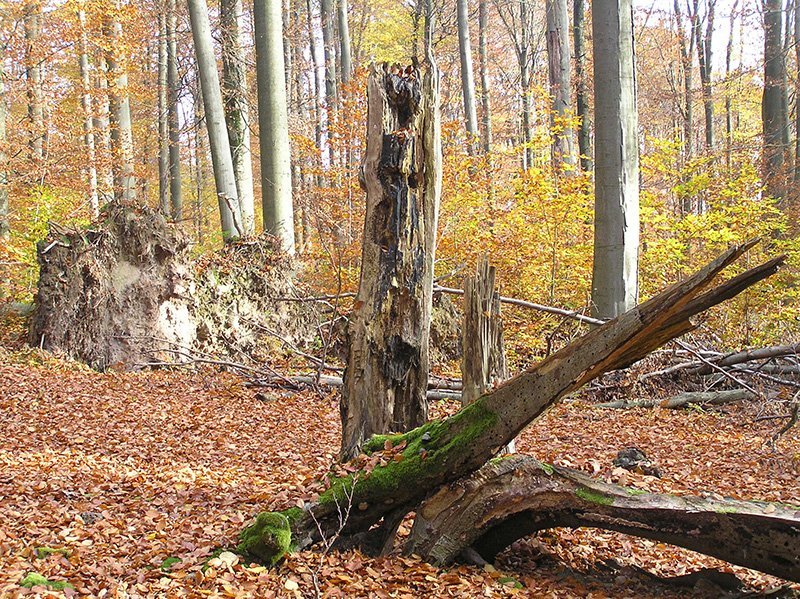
[34,546,70,559]
[575,487,614,505]
[160,556,181,571]
[624,487,647,496]
[19,572,74,590]
[237,511,294,566]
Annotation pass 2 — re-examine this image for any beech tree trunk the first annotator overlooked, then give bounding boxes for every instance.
[221,0,256,235]
[238,241,791,581]
[158,6,170,216]
[456,0,479,151]
[338,0,352,84]
[104,4,136,203]
[591,0,639,319]
[406,455,800,581]
[762,0,790,202]
[188,0,242,241]
[254,0,295,252]
[167,0,182,221]
[573,0,591,172]
[77,5,99,217]
[24,1,44,167]
[695,0,715,152]
[478,0,492,156]
[545,0,575,170]
[339,64,441,461]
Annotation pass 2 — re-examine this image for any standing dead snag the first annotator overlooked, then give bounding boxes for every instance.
[239,242,800,582]
[340,63,442,460]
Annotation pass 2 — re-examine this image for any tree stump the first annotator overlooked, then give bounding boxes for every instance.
[340,63,442,460]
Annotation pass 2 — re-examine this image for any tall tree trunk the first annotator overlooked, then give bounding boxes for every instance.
[591,0,639,319]
[95,52,115,200]
[573,0,591,172]
[478,0,492,156]
[725,0,738,171]
[78,4,99,217]
[545,0,575,170]
[762,0,790,202]
[104,4,136,203]
[795,0,800,181]
[24,1,44,168]
[321,0,338,166]
[158,6,170,216]
[338,0,352,84]
[674,0,697,163]
[519,2,532,171]
[0,41,8,241]
[340,64,441,461]
[188,0,242,241]
[305,0,324,182]
[167,0,182,221]
[456,0,479,152]
[221,0,256,235]
[695,0,716,152]
[254,0,295,252]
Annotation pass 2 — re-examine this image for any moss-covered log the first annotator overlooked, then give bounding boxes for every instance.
[238,242,787,570]
[406,455,800,581]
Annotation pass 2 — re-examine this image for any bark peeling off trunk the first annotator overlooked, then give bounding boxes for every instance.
[406,456,800,582]
[340,64,441,461]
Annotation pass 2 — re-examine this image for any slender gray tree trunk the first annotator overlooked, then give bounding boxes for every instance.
[221,0,255,235]
[545,0,575,170]
[590,0,639,319]
[762,0,790,202]
[78,5,99,217]
[338,0,352,84]
[306,0,324,181]
[695,0,716,151]
[456,0,479,151]
[188,0,242,241]
[158,6,170,216]
[104,4,136,203]
[254,0,295,253]
[478,0,492,156]
[795,0,800,181]
[24,1,44,167]
[321,0,337,165]
[519,1,532,170]
[725,0,738,171]
[674,0,696,162]
[166,0,182,221]
[95,51,115,200]
[574,0,591,172]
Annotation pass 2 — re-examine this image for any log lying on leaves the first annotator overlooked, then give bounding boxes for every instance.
[237,242,791,577]
[596,389,756,409]
[406,455,800,581]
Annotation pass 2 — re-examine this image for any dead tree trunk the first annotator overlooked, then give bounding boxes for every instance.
[237,241,797,582]
[406,455,800,581]
[339,63,441,461]
[461,256,507,404]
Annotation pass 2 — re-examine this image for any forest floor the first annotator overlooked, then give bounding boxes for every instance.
[1,338,799,598]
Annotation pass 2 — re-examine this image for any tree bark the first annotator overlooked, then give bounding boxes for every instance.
[405,455,800,582]
[461,256,507,404]
[238,242,785,568]
[478,0,492,157]
[221,0,256,235]
[591,0,639,319]
[695,0,715,152]
[188,0,242,241]
[104,3,136,203]
[77,4,99,217]
[339,64,441,461]
[158,5,170,217]
[545,0,575,170]
[573,0,591,172]
[725,0,738,171]
[24,1,44,168]
[254,0,295,253]
[167,0,182,222]
[596,388,756,409]
[456,0,479,152]
[338,0,352,84]
[762,0,790,202]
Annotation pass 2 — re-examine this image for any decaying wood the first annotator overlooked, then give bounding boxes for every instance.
[339,63,442,460]
[238,242,792,580]
[461,256,507,404]
[405,455,800,581]
[596,389,756,409]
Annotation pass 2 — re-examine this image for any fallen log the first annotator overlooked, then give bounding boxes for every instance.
[406,455,800,581]
[596,389,756,409]
[236,242,793,579]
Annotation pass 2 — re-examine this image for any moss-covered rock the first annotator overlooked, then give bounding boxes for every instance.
[34,546,70,559]
[237,511,295,566]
